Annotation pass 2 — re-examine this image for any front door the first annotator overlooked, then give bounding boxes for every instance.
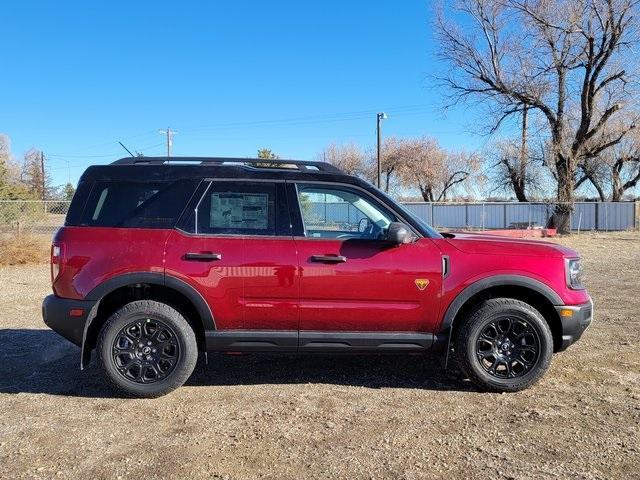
[290,183,442,339]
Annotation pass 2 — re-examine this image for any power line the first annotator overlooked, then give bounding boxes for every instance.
[51,129,159,155]
[46,106,482,164]
[47,142,165,170]
[45,104,437,159]
[179,104,435,133]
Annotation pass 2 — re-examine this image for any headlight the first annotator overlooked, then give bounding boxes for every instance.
[566,258,585,290]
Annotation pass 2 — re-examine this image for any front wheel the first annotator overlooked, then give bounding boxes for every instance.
[97,300,198,398]
[454,298,553,392]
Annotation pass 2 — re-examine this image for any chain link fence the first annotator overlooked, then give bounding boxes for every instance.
[0,201,71,236]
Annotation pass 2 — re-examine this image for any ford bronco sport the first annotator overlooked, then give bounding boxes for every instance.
[43,157,593,397]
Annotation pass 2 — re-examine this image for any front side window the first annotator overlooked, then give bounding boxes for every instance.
[296,184,395,240]
[186,182,277,236]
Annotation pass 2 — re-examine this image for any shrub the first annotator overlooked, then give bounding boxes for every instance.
[0,234,49,266]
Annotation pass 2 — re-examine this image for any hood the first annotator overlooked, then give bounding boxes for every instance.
[442,232,578,258]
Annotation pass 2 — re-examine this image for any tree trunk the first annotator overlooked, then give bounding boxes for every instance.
[384,169,392,193]
[513,181,528,202]
[550,155,575,234]
[419,185,434,202]
[611,169,623,202]
[516,106,529,203]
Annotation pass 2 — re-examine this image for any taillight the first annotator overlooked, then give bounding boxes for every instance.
[51,243,64,283]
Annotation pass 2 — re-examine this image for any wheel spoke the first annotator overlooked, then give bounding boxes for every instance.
[496,317,512,334]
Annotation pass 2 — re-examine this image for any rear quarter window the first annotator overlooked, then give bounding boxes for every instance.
[77,180,197,228]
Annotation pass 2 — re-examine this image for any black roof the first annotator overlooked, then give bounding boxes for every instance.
[111,156,342,173]
[75,156,440,238]
[79,156,356,184]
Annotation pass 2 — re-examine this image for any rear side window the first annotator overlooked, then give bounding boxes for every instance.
[181,181,287,236]
[79,180,196,228]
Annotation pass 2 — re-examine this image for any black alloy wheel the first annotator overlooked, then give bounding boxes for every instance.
[97,300,198,398]
[112,318,180,384]
[474,316,540,379]
[454,298,553,392]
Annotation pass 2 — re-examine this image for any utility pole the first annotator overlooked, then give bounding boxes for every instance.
[376,112,388,189]
[40,151,46,200]
[159,127,176,158]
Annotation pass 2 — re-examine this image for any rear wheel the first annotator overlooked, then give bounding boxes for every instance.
[97,300,198,398]
[454,298,553,392]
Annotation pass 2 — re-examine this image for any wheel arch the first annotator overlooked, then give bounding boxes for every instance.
[81,272,215,368]
[440,275,564,366]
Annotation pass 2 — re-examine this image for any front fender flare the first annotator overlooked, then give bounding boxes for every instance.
[438,274,563,368]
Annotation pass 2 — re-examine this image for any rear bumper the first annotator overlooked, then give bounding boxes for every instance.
[555,299,593,351]
[42,294,97,347]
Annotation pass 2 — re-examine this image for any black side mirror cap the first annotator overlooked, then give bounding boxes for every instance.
[386,222,413,245]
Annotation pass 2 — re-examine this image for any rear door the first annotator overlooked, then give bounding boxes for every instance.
[289,182,442,338]
[164,180,299,343]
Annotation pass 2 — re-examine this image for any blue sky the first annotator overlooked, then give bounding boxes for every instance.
[1,0,486,186]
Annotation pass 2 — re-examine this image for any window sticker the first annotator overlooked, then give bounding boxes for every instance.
[210,192,269,230]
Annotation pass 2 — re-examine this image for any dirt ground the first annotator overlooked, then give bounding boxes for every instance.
[0,232,638,479]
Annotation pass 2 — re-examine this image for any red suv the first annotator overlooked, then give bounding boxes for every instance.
[43,157,592,397]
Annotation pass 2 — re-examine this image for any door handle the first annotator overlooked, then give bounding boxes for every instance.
[310,255,347,264]
[184,252,222,262]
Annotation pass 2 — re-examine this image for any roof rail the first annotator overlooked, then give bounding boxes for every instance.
[110,156,344,174]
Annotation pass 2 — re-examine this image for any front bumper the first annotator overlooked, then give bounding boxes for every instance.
[42,294,97,347]
[555,299,593,351]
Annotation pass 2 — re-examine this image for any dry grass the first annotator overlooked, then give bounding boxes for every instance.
[0,234,49,266]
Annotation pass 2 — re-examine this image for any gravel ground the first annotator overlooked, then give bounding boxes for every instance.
[0,232,639,479]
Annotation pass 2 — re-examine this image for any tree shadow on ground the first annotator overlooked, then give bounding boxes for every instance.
[0,329,476,398]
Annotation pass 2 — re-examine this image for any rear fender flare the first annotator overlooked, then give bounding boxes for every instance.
[80,272,215,368]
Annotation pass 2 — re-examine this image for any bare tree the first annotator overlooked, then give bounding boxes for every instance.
[317,142,367,176]
[1,135,34,200]
[436,0,639,232]
[376,137,414,193]
[489,108,542,201]
[491,141,535,201]
[399,137,478,201]
[22,148,50,200]
[582,119,640,199]
[0,134,10,183]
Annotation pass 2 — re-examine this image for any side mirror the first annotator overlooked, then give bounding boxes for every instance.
[386,222,413,245]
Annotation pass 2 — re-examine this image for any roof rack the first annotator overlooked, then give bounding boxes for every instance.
[110,156,344,174]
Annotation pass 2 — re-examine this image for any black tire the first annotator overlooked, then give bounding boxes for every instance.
[97,300,198,398]
[454,298,553,392]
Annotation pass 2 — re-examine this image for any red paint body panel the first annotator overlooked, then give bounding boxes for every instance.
[52,227,590,335]
[432,235,591,331]
[295,238,442,332]
[164,231,245,329]
[163,231,299,330]
[52,227,169,299]
[239,237,299,330]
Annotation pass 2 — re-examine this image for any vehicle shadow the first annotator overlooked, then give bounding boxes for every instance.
[0,329,475,398]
